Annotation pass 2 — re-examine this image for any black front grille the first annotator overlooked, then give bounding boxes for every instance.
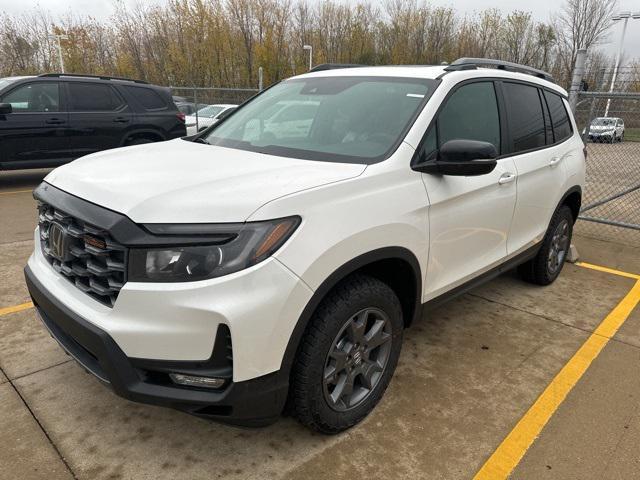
[38,202,127,307]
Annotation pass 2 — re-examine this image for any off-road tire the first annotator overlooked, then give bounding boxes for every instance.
[519,205,574,286]
[291,274,404,434]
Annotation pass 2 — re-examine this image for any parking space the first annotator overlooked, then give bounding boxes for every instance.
[1,170,640,479]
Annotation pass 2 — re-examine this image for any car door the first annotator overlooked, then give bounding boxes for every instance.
[505,84,572,254]
[65,81,132,157]
[419,81,518,299]
[0,81,71,168]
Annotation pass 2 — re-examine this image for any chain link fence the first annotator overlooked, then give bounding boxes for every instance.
[170,86,260,131]
[572,68,640,247]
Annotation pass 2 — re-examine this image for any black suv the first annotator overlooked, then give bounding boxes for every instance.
[0,74,186,170]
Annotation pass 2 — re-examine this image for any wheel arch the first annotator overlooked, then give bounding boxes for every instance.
[559,185,582,224]
[121,128,165,146]
[281,247,422,376]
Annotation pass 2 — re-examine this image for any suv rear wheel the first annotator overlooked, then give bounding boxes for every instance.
[292,274,403,434]
[519,205,574,285]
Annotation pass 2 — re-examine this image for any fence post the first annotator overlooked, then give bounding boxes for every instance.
[568,49,587,114]
[193,87,198,131]
[258,67,263,91]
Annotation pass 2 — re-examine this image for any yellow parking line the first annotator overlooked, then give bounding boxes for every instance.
[576,261,640,280]
[0,189,32,196]
[473,276,640,480]
[0,302,34,317]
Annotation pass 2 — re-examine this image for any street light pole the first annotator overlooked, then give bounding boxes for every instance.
[604,12,639,117]
[48,34,69,73]
[303,45,313,71]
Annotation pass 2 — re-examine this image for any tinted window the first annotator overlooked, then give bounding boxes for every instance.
[503,82,545,152]
[540,90,553,145]
[2,83,60,112]
[204,77,437,163]
[543,91,572,142]
[437,82,500,151]
[125,86,167,110]
[68,83,123,111]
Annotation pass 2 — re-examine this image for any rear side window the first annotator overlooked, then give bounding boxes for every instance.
[124,86,167,110]
[437,81,501,152]
[503,82,545,152]
[543,91,572,142]
[68,83,124,112]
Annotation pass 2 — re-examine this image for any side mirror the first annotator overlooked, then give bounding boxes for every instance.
[0,103,12,114]
[413,139,498,176]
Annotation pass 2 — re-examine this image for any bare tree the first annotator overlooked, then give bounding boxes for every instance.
[554,0,618,84]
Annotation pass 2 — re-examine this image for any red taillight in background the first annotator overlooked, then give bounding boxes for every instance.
[177,112,185,122]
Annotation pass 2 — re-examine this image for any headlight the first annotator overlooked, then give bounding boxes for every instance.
[128,216,300,282]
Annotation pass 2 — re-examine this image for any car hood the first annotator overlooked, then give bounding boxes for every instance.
[45,139,367,223]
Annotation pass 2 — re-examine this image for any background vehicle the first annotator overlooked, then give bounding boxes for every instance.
[25,59,584,434]
[0,74,186,170]
[585,117,625,143]
[173,96,198,116]
[185,104,236,135]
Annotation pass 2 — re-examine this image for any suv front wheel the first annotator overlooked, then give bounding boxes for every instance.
[291,274,404,434]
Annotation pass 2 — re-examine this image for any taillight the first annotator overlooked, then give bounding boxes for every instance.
[177,112,185,122]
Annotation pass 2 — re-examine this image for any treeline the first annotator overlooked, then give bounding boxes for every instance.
[0,0,638,91]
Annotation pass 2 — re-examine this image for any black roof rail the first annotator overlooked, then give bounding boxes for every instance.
[308,63,365,73]
[38,73,149,84]
[443,58,554,83]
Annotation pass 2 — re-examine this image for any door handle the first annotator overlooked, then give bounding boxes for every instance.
[549,157,561,167]
[498,172,516,185]
[113,117,130,123]
[45,118,65,125]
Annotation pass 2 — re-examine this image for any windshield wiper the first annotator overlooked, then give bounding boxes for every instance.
[193,137,210,145]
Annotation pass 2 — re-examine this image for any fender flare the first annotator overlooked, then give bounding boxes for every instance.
[279,246,422,377]
[556,185,582,223]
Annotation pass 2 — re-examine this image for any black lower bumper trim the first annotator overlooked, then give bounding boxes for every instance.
[24,265,289,427]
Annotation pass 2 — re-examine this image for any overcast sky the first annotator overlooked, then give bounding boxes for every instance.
[1,0,638,60]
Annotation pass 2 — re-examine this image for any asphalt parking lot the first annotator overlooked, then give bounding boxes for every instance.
[2,169,640,480]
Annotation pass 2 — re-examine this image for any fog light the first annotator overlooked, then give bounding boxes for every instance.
[169,373,226,389]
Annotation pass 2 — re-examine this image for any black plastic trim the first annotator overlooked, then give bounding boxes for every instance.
[443,58,554,82]
[423,243,541,312]
[34,183,243,247]
[25,265,288,427]
[280,247,423,378]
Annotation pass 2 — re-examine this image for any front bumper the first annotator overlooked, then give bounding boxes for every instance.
[25,265,289,426]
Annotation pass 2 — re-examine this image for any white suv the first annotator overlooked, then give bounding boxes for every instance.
[25,59,585,434]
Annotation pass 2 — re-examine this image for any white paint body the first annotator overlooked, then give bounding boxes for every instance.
[29,65,586,382]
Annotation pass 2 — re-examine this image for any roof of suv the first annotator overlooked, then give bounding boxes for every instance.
[294,63,567,97]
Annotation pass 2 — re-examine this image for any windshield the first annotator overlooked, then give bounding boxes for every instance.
[195,105,224,118]
[0,77,24,90]
[592,118,616,126]
[203,76,437,163]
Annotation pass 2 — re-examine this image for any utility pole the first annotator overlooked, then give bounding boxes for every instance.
[303,45,313,71]
[604,12,640,117]
[568,49,587,113]
[48,34,69,73]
